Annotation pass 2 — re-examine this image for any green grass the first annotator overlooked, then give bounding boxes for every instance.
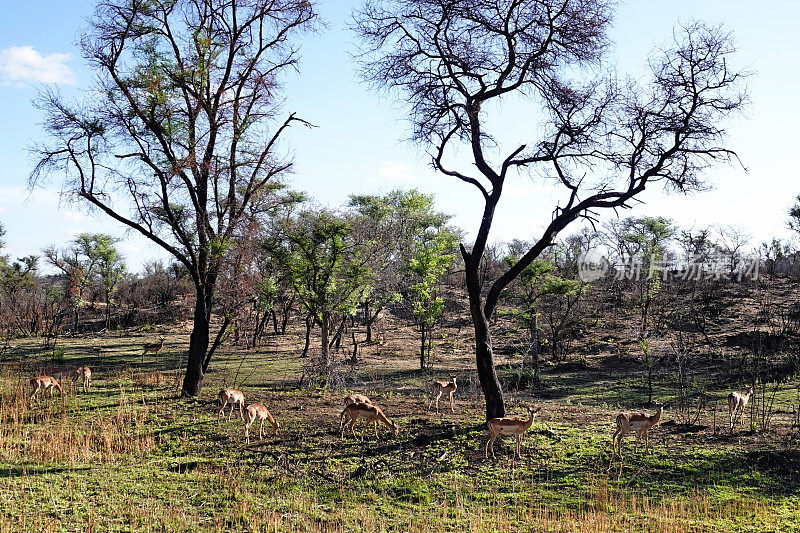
[1,333,799,532]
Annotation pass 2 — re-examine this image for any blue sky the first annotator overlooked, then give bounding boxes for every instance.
[1,1,799,272]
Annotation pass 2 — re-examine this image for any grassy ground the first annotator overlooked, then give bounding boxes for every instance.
[1,325,800,532]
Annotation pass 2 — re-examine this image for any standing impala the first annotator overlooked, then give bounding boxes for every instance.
[244,404,278,444]
[612,405,663,460]
[429,377,457,413]
[340,403,397,441]
[218,388,245,424]
[485,406,540,459]
[73,366,92,393]
[728,385,754,432]
[141,337,165,363]
[30,376,65,400]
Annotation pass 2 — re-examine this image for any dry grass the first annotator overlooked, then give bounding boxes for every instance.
[0,373,158,464]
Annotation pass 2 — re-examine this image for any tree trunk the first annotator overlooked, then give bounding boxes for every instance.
[465,257,505,420]
[364,301,373,343]
[419,324,426,370]
[271,309,279,334]
[301,314,312,357]
[320,312,331,366]
[182,290,211,397]
[280,305,290,334]
[105,291,112,331]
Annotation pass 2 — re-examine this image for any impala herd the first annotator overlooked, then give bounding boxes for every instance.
[22,340,758,460]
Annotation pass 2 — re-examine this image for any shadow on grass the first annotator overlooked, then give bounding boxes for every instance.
[0,465,91,478]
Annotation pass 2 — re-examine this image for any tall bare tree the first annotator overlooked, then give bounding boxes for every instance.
[32,0,318,396]
[354,0,747,418]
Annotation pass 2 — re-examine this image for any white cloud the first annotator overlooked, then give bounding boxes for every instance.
[62,211,89,222]
[0,46,76,86]
[374,161,418,184]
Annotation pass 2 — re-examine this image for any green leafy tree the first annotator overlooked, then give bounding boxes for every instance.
[91,235,126,330]
[502,255,583,378]
[623,217,674,334]
[45,234,107,334]
[275,209,373,367]
[32,0,318,396]
[349,189,451,343]
[407,229,457,370]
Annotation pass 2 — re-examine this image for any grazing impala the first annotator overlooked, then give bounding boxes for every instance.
[485,406,540,459]
[340,403,397,441]
[218,388,245,424]
[340,394,372,427]
[30,376,65,400]
[728,385,754,432]
[612,405,663,459]
[343,393,372,406]
[73,366,92,393]
[141,338,165,363]
[429,377,457,413]
[244,404,278,444]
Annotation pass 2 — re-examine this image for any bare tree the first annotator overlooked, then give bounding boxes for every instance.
[31,0,318,396]
[354,0,747,418]
[715,224,751,276]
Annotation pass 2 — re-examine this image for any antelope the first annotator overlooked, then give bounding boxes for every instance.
[343,393,372,407]
[218,388,245,424]
[485,406,540,459]
[141,337,165,362]
[612,405,663,459]
[73,366,92,392]
[728,385,754,432]
[340,403,397,441]
[30,376,65,400]
[244,404,278,444]
[429,377,457,413]
[340,393,373,428]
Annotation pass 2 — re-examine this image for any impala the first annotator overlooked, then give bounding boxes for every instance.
[612,405,663,459]
[73,366,92,393]
[429,377,457,413]
[218,388,245,424]
[30,376,65,400]
[244,404,278,444]
[341,393,372,427]
[343,393,372,406]
[141,337,165,362]
[728,385,754,432]
[340,403,397,441]
[485,406,540,459]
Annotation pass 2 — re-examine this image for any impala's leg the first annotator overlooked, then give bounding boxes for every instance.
[350,419,358,441]
[487,432,498,459]
[239,401,244,421]
[611,426,621,458]
[728,401,735,432]
[449,391,455,413]
[259,419,264,440]
[515,435,521,459]
[218,399,227,424]
[245,422,251,445]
